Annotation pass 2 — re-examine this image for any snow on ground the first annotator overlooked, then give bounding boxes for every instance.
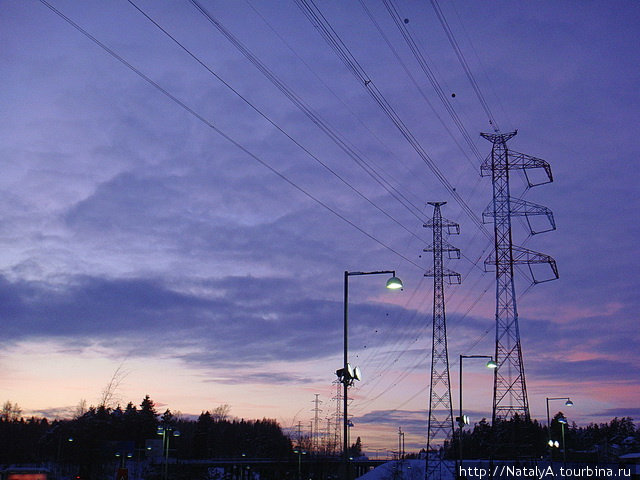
[356,459,455,480]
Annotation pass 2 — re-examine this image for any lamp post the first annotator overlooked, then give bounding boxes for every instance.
[115,451,133,468]
[157,425,180,480]
[458,355,497,474]
[546,397,573,465]
[56,435,74,479]
[558,416,568,469]
[293,448,307,480]
[341,270,403,480]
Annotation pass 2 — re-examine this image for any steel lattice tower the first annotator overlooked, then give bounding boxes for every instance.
[424,202,460,480]
[480,131,558,422]
[331,379,342,455]
[311,394,323,453]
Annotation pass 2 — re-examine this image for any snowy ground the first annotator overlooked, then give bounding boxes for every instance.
[356,459,455,480]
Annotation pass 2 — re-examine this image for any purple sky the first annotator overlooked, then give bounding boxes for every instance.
[1,1,639,453]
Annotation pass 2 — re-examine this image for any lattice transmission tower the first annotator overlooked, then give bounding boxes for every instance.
[480,131,558,422]
[424,202,460,480]
[311,394,323,453]
[330,379,342,455]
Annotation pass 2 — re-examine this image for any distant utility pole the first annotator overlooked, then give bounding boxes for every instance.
[480,131,558,422]
[398,427,405,460]
[311,394,323,453]
[424,202,460,480]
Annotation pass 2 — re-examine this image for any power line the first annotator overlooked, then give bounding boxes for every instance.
[127,0,429,247]
[189,0,431,230]
[37,0,422,270]
[379,0,484,164]
[429,0,500,132]
[295,0,492,242]
[245,0,430,212]
[359,0,479,169]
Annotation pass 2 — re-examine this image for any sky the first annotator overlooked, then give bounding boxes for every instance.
[1,0,639,455]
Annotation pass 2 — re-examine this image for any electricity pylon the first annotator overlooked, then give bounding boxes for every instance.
[331,379,342,455]
[311,394,323,453]
[424,202,460,480]
[480,131,558,422]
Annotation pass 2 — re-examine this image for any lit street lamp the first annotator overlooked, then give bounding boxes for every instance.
[458,355,497,473]
[157,425,180,480]
[546,397,573,464]
[56,435,74,479]
[341,270,402,480]
[293,448,307,480]
[558,415,568,468]
[115,451,133,468]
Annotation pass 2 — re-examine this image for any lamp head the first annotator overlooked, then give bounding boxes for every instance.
[486,359,498,369]
[386,276,403,290]
[565,399,574,407]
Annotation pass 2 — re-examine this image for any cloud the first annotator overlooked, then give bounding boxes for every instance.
[207,372,318,386]
[593,408,640,420]
[355,408,492,441]
[28,405,78,420]
[0,273,415,373]
[530,357,640,385]
[357,409,426,436]
[1,0,639,438]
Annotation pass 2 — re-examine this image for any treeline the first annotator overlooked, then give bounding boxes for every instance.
[447,413,638,461]
[0,395,292,466]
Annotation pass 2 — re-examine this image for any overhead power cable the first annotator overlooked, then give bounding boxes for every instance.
[245,0,429,211]
[129,0,442,404]
[295,0,492,242]
[359,0,478,169]
[37,0,423,270]
[357,282,541,418]
[189,0,430,229]
[127,0,427,245]
[378,0,484,164]
[378,2,536,285]
[449,0,513,129]
[429,0,500,132]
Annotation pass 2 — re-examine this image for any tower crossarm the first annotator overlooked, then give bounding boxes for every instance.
[485,246,559,283]
[425,268,461,285]
[424,218,460,235]
[481,150,553,186]
[483,198,556,234]
[424,240,461,258]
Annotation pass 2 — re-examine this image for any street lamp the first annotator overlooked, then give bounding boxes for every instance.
[157,425,180,480]
[558,416,568,468]
[458,355,497,473]
[115,451,133,468]
[341,270,403,480]
[546,397,573,464]
[293,448,307,480]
